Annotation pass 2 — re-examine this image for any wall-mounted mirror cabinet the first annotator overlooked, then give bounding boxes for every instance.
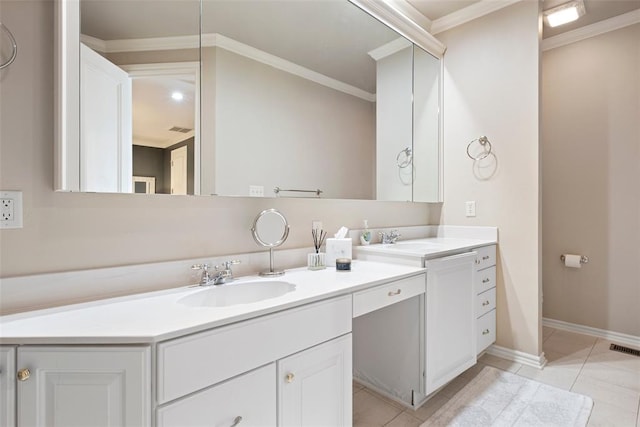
[55,0,445,202]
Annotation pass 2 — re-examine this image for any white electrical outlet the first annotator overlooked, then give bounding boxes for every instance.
[312,220,322,231]
[249,185,264,197]
[0,191,23,229]
[465,201,476,217]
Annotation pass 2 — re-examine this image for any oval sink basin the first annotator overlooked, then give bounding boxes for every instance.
[178,280,296,308]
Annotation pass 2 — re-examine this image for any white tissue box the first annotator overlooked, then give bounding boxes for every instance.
[326,238,352,267]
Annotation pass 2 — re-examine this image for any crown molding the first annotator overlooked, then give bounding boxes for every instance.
[368,37,412,61]
[205,34,376,102]
[80,33,375,102]
[430,0,523,35]
[119,62,199,77]
[542,9,640,51]
[80,34,199,53]
[350,0,446,57]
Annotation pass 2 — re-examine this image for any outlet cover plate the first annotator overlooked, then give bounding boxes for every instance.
[465,201,476,217]
[0,191,23,229]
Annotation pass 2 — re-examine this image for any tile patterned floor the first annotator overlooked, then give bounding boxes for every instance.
[354,327,640,426]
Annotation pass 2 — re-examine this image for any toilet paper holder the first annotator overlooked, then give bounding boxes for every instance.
[560,254,589,264]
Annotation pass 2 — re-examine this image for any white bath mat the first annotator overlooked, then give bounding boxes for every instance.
[421,366,593,427]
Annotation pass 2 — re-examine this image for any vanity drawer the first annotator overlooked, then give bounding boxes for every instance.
[157,363,276,427]
[475,245,496,271]
[352,274,426,318]
[476,287,496,318]
[157,295,351,404]
[477,309,496,354]
[476,266,496,294]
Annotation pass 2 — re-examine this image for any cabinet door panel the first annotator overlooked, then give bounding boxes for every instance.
[157,364,276,427]
[1,346,16,427]
[278,334,352,427]
[425,252,476,394]
[17,346,150,427]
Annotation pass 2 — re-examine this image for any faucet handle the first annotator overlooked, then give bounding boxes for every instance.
[221,260,241,270]
[191,263,211,272]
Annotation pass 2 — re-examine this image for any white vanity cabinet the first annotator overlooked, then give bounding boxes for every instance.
[16,346,151,427]
[157,363,277,427]
[0,346,16,427]
[424,252,477,394]
[278,334,352,426]
[475,245,497,353]
[156,295,353,426]
[355,239,497,405]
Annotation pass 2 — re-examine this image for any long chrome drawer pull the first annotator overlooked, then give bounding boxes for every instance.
[388,289,402,296]
[482,329,490,335]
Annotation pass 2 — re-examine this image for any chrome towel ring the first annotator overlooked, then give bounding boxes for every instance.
[396,147,412,168]
[466,136,492,161]
[0,22,17,70]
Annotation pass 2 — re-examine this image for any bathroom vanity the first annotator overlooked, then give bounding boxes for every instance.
[0,234,496,426]
[0,262,424,426]
[355,234,497,407]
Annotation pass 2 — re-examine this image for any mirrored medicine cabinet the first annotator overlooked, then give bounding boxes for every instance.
[55,0,445,202]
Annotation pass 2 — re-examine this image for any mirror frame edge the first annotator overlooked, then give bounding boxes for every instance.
[54,0,80,192]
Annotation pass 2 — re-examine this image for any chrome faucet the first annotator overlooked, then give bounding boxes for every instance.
[191,260,241,286]
[379,229,401,244]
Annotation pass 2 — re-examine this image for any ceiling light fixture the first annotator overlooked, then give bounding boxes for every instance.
[171,91,184,102]
[543,0,586,27]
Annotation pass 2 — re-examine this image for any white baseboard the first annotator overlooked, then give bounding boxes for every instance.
[543,318,640,349]
[486,345,547,370]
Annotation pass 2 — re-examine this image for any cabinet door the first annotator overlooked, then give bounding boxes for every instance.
[278,334,352,427]
[157,363,276,427]
[1,347,16,427]
[17,346,150,427]
[425,252,477,394]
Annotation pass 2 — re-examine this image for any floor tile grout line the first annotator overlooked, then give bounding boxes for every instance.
[570,339,597,391]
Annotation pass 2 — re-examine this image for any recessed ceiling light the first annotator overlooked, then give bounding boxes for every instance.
[171,91,184,102]
[544,0,586,27]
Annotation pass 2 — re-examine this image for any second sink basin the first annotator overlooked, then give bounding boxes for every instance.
[178,280,296,308]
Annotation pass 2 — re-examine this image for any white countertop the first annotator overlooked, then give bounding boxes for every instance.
[0,234,497,345]
[0,261,424,345]
[356,237,496,260]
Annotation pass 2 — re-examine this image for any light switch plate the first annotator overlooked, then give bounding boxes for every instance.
[465,201,476,217]
[0,190,23,229]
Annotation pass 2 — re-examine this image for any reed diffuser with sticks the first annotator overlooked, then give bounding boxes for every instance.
[308,228,327,270]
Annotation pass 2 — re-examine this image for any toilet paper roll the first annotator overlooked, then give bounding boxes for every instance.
[563,254,582,268]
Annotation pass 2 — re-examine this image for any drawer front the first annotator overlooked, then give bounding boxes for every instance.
[477,309,496,354]
[157,363,276,427]
[157,295,352,404]
[475,245,496,271]
[353,274,425,318]
[476,287,496,318]
[476,266,496,295]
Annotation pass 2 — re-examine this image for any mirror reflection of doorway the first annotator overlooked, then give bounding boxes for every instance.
[170,146,188,195]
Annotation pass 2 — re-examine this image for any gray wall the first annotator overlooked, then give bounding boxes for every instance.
[133,145,164,191]
[542,24,640,337]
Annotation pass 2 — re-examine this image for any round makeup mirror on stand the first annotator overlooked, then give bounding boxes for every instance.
[251,209,290,276]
